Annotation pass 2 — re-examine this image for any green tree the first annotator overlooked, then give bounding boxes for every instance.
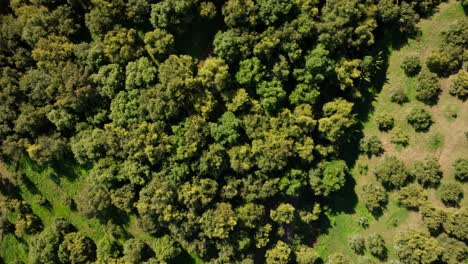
[375,156,409,189]
[198,57,230,92]
[360,136,384,157]
[256,78,286,112]
[375,113,394,131]
[395,230,442,264]
[125,57,157,90]
[411,157,443,187]
[349,234,366,255]
[416,71,440,105]
[265,240,291,264]
[362,183,388,213]
[210,112,241,146]
[420,205,446,234]
[401,56,421,76]
[453,158,468,182]
[270,203,295,224]
[213,29,254,63]
[144,28,174,62]
[58,232,95,264]
[443,208,468,241]
[437,233,467,264]
[407,107,432,132]
[396,184,427,210]
[75,181,111,219]
[152,235,181,263]
[199,203,237,239]
[318,99,355,143]
[368,233,386,259]
[221,0,257,28]
[326,253,349,264]
[309,160,348,196]
[449,70,468,101]
[295,245,319,264]
[439,183,463,207]
[103,28,142,64]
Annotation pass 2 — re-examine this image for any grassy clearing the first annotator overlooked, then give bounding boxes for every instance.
[315,0,467,262]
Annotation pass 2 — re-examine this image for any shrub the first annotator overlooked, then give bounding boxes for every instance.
[360,136,384,157]
[396,184,427,209]
[368,234,386,259]
[401,56,421,76]
[375,113,394,131]
[390,128,409,147]
[449,70,468,101]
[358,217,369,229]
[416,71,440,105]
[439,183,463,207]
[453,158,468,182]
[426,47,463,77]
[374,156,409,189]
[362,183,388,213]
[407,107,432,132]
[390,88,408,104]
[411,157,443,187]
[349,235,366,255]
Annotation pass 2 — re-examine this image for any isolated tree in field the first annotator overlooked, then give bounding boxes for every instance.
[449,70,468,101]
[453,158,468,182]
[390,88,409,104]
[415,71,440,105]
[395,230,442,264]
[362,183,388,213]
[407,107,432,132]
[360,136,384,157]
[390,128,410,147]
[411,156,443,187]
[58,232,95,264]
[397,184,427,210]
[375,156,409,189]
[439,183,463,207]
[368,234,386,259]
[349,234,366,255]
[375,113,394,131]
[401,56,421,76]
[265,240,291,264]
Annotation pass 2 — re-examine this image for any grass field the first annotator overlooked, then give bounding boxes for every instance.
[315,0,467,262]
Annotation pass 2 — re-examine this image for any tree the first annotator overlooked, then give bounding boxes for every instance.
[75,181,111,219]
[198,57,230,92]
[390,88,409,104]
[375,113,394,131]
[85,0,125,37]
[149,0,197,28]
[125,57,157,90]
[236,57,267,87]
[58,232,96,264]
[326,253,349,264]
[368,234,386,259]
[213,29,254,63]
[29,227,61,264]
[437,233,467,264]
[395,230,442,264]
[349,235,366,255]
[443,208,468,241]
[420,205,446,235]
[122,239,147,263]
[449,70,467,101]
[199,203,237,239]
[439,183,463,207]
[265,241,291,264]
[401,56,421,76]
[210,112,241,146]
[295,245,320,264]
[309,160,348,196]
[453,158,468,182]
[396,184,427,210]
[411,157,443,187]
[362,183,388,213]
[103,28,142,64]
[237,203,265,229]
[360,136,384,157]
[390,128,410,147]
[144,28,174,62]
[416,71,440,105]
[270,203,295,224]
[151,235,181,262]
[26,134,67,165]
[375,156,409,189]
[426,47,463,77]
[318,99,355,143]
[407,107,432,132]
[256,78,286,112]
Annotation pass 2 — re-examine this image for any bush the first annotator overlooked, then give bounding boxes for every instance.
[453,158,468,182]
[439,183,463,207]
[358,217,369,229]
[401,56,421,76]
[407,107,432,132]
[449,70,468,101]
[390,88,408,104]
[390,128,409,147]
[362,183,388,213]
[367,234,386,259]
[396,184,427,209]
[375,113,394,131]
[360,136,384,157]
[349,235,366,255]
[411,157,443,187]
[374,156,409,189]
[416,71,440,105]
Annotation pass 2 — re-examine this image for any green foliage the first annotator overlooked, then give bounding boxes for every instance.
[426,47,463,77]
[390,88,409,104]
[411,156,443,187]
[270,203,295,224]
[375,156,409,189]
[449,70,468,101]
[265,240,291,264]
[200,203,237,239]
[439,183,463,207]
[74,181,111,219]
[309,160,348,196]
[326,253,349,264]
[362,183,388,213]
[318,99,355,143]
[437,233,467,264]
[375,113,394,131]
[395,230,442,264]
[58,232,95,264]
[453,158,468,182]
[295,245,320,264]
[348,234,366,255]
[396,184,427,210]
[151,235,181,263]
[407,107,432,132]
[420,205,446,234]
[144,28,174,62]
[401,56,421,76]
[198,57,230,92]
[390,128,410,147]
[443,208,468,241]
[415,71,440,105]
[367,234,386,259]
[210,112,241,146]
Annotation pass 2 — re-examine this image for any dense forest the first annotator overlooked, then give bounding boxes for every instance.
[0,0,467,263]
